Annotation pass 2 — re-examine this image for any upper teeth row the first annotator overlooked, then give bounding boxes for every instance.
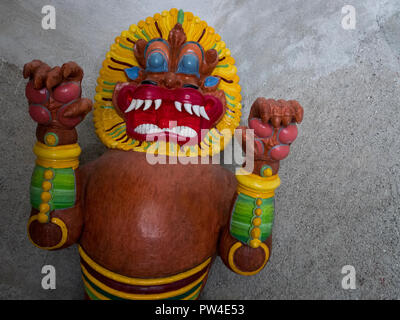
[125,99,162,113]
[125,99,210,121]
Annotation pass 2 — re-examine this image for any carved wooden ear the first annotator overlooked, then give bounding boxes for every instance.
[201,49,219,75]
[133,39,147,68]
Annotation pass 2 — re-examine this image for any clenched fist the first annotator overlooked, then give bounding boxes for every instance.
[237,97,304,175]
[23,60,92,145]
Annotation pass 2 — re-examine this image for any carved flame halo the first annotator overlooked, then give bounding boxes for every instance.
[93,9,242,156]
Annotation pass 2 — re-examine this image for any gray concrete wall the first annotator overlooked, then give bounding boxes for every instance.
[0,0,399,299]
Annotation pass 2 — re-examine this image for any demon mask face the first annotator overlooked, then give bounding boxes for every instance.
[113,23,227,146]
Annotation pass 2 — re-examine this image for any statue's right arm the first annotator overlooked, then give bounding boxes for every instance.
[23,60,92,250]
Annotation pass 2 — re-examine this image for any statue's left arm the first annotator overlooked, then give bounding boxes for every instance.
[219,97,304,275]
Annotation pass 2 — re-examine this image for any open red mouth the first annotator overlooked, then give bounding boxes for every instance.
[116,84,224,146]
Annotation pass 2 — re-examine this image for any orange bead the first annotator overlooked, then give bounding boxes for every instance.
[39,203,50,213]
[42,181,52,191]
[255,208,262,216]
[256,199,262,206]
[37,213,49,224]
[45,134,57,146]
[253,217,262,226]
[43,170,54,180]
[251,227,261,238]
[263,167,273,177]
[40,192,52,202]
[249,239,261,248]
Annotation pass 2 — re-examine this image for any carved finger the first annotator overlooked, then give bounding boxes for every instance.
[23,60,44,79]
[282,115,292,127]
[63,98,92,118]
[289,100,304,123]
[45,66,63,90]
[61,62,84,82]
[249,97,264,119]
[32,63,51,89]
[249,97,272,123]
[268,99,288,128]
[278,100,293,127]
[259,100,274,124]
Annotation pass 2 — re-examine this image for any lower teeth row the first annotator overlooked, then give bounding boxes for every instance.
[134,125,197,138]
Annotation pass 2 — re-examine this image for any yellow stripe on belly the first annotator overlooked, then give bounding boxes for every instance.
[78,245,211,286]
[80,263,207,300]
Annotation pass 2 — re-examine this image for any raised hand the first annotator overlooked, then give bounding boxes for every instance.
[237,97,304,175]
[23,60,92,145]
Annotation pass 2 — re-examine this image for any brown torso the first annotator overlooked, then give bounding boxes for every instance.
[79,150,236,277]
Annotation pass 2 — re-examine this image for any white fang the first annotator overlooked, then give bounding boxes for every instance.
[192,105,200,117]
[125,99,136,113]
[174,101,182,112]
[184,103,193,115]
[135,99,144,110]
[143,100,153,111]
[199,106,210,120]
[154,99,162,110]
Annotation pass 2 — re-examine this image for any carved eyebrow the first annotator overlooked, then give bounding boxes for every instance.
[144,38,170,57]
[181,41,204,60]
[147,48,168,59]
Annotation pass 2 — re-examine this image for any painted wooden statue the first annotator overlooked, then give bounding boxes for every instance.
[24,9,303,300]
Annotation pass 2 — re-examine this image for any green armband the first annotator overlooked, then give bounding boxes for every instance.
[29,141,80,223]
[230,167,280,248]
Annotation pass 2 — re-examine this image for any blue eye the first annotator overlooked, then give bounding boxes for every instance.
[177,54,200,78]
[146,51,168,73]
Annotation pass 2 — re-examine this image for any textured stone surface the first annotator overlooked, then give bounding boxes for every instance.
[0,0,399,299]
